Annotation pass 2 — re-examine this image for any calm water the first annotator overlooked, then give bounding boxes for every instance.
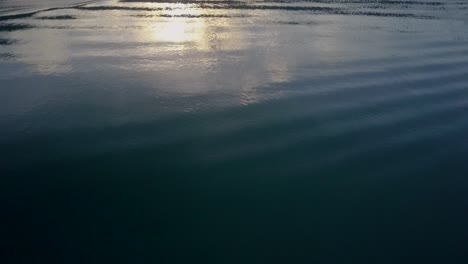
[2,0,468,262]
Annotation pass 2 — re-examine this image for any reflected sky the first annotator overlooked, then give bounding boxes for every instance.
[13,29,73,75]
[0,0,467,120]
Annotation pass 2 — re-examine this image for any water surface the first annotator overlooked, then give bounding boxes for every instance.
[1,0,468,263]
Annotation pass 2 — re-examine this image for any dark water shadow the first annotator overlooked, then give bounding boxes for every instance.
[0,1,92,21]
[0,6,69,21]
[76,6,165,11]
[0,12,38,21]
[35,15,77,20]
[274,20,322,25]
[0,23,34,32]
[0,38,16,45]
[0,53,15,59]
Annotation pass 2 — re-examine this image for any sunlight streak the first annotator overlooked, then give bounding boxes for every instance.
[147,4,206,45]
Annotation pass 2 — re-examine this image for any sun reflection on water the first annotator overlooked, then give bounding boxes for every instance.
[2,1,295,106]
[146,4,207,47]
[152,17,203,43]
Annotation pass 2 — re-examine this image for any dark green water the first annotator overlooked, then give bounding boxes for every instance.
[1,0,468,263]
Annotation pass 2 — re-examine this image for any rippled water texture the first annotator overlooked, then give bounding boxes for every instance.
[1,0,468,263]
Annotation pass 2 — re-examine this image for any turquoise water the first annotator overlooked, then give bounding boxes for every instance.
[2,0,468,262]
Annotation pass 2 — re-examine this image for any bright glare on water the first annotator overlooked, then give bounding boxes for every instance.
[1,0,468,263]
